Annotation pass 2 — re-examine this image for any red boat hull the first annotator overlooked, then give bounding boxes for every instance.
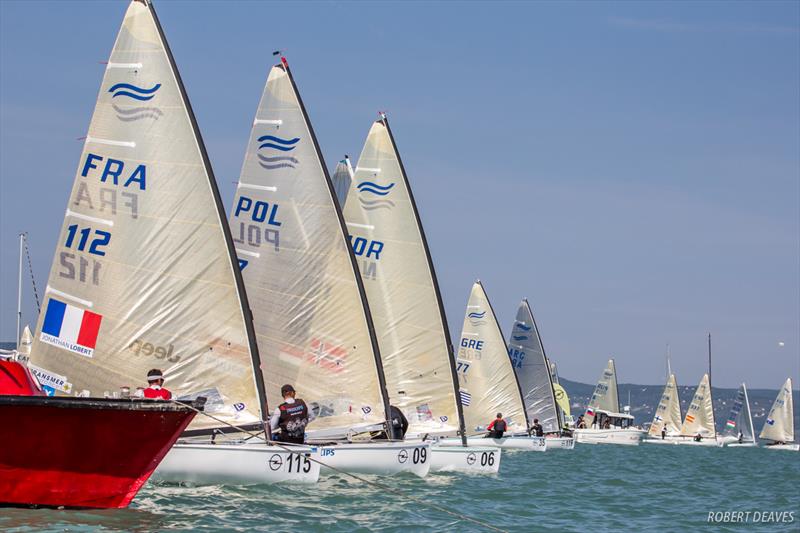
[0,395,196,508]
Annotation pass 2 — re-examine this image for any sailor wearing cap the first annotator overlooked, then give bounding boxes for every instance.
[269,384,309,444]
[142,368,172,400]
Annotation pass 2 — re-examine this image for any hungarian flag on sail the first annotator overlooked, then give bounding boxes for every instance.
[40,297,102,358]
[685,414,695,423]
[726,419,736,429]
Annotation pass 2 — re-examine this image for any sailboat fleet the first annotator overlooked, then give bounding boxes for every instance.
[1,0,798,510]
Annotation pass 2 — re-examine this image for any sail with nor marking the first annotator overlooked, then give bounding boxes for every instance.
[584,359,619,425]
[760,378,794,443]
[648,374,682,438]
[339,117,462,437]
[507,300,559,433]
[229,60,389,435]
[679,374,716,437]
[28,0,263,432]
[456,282,527,434]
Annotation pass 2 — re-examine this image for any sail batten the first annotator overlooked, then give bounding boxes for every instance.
[29,0,264,432]
[229,62,390,435]
[340,117,463,439]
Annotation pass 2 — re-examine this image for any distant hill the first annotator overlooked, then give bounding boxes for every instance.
[560,377,800,434]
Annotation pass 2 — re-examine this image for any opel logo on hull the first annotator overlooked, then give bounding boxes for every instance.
[268,454,283,471]
[397,449,408,463]
[466,452,477,465]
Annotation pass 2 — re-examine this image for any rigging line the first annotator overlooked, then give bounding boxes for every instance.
[168,399,507,533]
[22,234,41,313]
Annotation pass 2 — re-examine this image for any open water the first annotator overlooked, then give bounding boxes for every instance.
[2,443,798,532]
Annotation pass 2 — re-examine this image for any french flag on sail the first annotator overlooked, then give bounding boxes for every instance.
[40,298,103,358]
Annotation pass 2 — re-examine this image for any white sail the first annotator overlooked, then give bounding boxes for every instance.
[331,157,353,206]
[760,378,794,443]
[680,374,716,437]
[28,0,264,432]
[17,325,33,358]
[340,117,461,437]
[507,300,559,433]
[648,374,682,437]
[722,383,755,442]
[585,359,619,425]
[456,281,527,434]
[229,59,389,435]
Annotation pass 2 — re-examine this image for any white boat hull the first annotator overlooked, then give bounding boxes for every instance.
[545,436,575,450]
[764,443,800,451]
[725,442,758,448]
[314,442,431,477]
[153,443,320,484]
[438,435,546,451]
[575,428,645,446]
[427,445,501,473]
[642,436,723,447]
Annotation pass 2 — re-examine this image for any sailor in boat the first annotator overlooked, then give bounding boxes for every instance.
[270,384,309,445]
[694,433,703,442]
[738,431,743,444]
[661,425,667,440]
[134,369,172,400]
[486,413,507,438]
[576,415,586,429]
[530,418,544,437]
[389,405,409,439]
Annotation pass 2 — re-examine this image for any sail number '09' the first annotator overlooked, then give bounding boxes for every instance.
[287,453,312,474]
[64,224,111,256]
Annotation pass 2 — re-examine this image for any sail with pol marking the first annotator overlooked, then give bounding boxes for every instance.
[339,115,463,438]
[229,58,390,436]
[507,299,560,433]
[584,359,620,426]
[760,378,794,443]
[456,281,527,434]
[648,374,682,438]
[721,383,755,444]
[28,0,265,432]
[679,374,716,437]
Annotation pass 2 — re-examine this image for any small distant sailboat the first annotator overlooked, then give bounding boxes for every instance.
[226,59,428,476]
[575,359,645,445]
[672,374,722,446]
[759,378,799,451]
[507,299,574,450]
[440,281,546,451]
[340,115,500,472]
[642,374,683,445]
[720,383,756,447]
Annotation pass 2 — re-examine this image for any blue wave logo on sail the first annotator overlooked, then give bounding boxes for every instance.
[512,335,529,341]
[357,181,395,196]
[108,83,162,101]
[113,104,163,122]
[468,311,486,319]
[516,323,532,331]
[258,135,300,152]
[257,135,300,170]
[467,310,487,326]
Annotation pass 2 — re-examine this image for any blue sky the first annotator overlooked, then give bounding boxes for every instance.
[1,1,798,388]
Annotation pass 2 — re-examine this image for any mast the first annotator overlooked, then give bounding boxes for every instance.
[382,114,466,445]
[148,0,270,434]
[708,332,715,436]
[282,60,393,437]
[666,342,672,381]
[743,384,755,442]
[16,233,24,346]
